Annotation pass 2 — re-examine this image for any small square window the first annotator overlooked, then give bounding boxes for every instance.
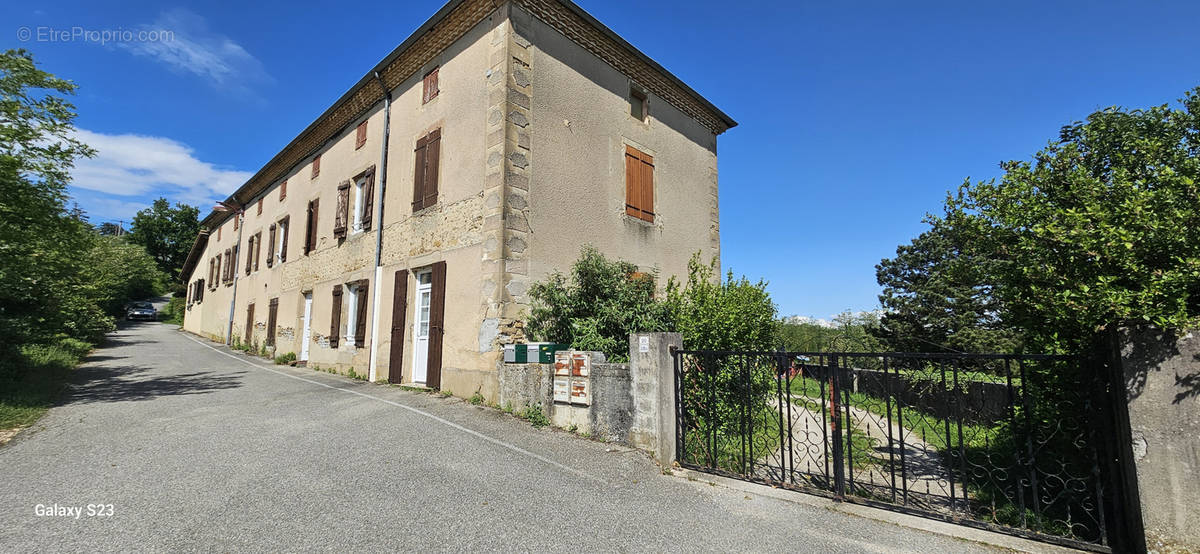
[355,120,368,150]
[630,87,648,121]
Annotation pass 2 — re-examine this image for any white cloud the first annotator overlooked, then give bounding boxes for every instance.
[117,9,272,94]
[70,128,251,215]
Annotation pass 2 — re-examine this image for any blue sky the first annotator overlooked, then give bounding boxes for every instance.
[5,0,1199,320]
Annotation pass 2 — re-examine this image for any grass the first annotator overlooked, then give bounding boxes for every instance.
[273,351,297,365]
[0,339,91,432]
[519,403,549,428]
[469,391,485,406]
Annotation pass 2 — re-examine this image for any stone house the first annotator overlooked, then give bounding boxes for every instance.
[180,0,735,400]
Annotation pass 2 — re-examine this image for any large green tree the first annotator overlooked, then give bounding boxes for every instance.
[0,49,101,347]
[882,86,1200,353]
[128,197,200,280]
[875,218,1022,353]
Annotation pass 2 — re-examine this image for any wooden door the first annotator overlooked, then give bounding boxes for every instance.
[388,271,407,384]
[426,261,446,390]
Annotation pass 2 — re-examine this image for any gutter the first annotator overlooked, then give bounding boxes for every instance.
[367,71,393,382]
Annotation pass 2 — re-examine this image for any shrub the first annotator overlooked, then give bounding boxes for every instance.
[274,352,297,365]
[527,246,671,362]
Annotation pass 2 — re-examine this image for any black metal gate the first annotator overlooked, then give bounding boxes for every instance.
[673,349,1114,551]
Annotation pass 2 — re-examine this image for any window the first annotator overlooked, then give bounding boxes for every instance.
[278,216,290,262]
[422,67,439,104]
[245,235,254,275]
[630,86,648,121]
[345,280,369,348]
[253,231,262,272]
[311,154,321,179]
[280,180,288,201]
[257,198,263,216]
[217,225,222,241]
[223,249,231,282]
[266,298,278,347]
[412,129,441,212]
[304,199,319,255]
[352,176,366,232]
[625,145,655,222]
[266,224,276,268]
[355,120,368,150]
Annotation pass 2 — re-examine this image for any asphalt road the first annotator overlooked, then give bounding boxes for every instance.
[0,321,1003,552]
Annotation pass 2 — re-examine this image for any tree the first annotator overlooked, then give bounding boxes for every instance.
[127,197,200,280]
[664,253,778,351]
[885,86,1200,353]
[97,222,124,236]
[0,49,99,347]
[527,246,672,361]
[875,218,1022,353]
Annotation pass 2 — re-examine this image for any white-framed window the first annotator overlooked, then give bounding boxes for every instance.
[345,283,359,348]
[276,218,288,262]
[352,176,367,233]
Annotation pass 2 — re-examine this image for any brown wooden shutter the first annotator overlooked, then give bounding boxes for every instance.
[257,198,263,216]
[280,216,290,262]
[245,303,255,344]
[330,284,342,348]
[267,224,276,268]
[424,129,441,210]
[223,249,231,282]
[389,270,408,384]
[422,67,439,103]
[640,152,655,222]
[354,280,369,346]
[356,121,368,149]
[361,168,374,230]
[412,135,428,211]
[267,298,278,346]
[625,147,639,218]
[280,180,287,201]
[245,235,253,275]
[334,181,350,238]
[305,199,319,254]
[427,260,446,390]
[232,245,239,282]
[312,154,321,178]
[254,231,262,271]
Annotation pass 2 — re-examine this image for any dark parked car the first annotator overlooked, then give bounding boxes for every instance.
[126,301,157,321]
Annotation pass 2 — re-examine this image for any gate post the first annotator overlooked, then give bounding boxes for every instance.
[628,332,683,466]
[829,352,846,499]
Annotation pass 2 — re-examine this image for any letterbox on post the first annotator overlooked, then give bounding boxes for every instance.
[554,350,592,406]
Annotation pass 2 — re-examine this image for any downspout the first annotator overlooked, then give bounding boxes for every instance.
[226,208,245,345]
[368,71,392,382]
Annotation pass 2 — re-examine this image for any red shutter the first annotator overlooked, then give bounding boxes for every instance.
[388,271,408,384]
[413,135,428,211]
[330,285,342,348]
[361,168,375,230]
[354,280,369,346]
[280,216,290,262]
[424,129,440,209]
[267,224,276,267]
[334,181,350,238]
[426,261,446,390]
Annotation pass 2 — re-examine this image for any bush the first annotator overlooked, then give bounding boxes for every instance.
[664,253,778,351]
[528,246,671,362]
[274,352,297,365]
[161,297,185,325]
[0,339,90,430]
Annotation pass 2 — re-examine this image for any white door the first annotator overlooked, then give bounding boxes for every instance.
[300,292,313,361]
[411,270,433,384]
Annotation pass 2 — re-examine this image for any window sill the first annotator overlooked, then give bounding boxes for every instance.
[623,213,657,227]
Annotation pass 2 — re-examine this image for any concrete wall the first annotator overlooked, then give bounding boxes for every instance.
[1116,326,1200,552]
[520,3,721,290]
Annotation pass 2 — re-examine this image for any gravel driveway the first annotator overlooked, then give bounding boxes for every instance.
[0,321,1004,552]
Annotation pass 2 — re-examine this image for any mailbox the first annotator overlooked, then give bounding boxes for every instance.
[553,351,593,406]
[553,378,570,403]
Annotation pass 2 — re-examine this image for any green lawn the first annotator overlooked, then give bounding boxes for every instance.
[0,340,90,432]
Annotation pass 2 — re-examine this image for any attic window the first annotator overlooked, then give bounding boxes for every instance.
[422,67,439,104]
[630,86,647,121]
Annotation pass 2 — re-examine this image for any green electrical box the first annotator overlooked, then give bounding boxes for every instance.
[504,342,569,363]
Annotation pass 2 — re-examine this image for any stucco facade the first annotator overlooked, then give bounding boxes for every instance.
[181,0,734,401]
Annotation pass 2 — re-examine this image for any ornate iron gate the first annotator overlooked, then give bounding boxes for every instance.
[673,349,1113,551]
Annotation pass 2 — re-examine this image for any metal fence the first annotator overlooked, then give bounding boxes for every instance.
[673,349,1111,551]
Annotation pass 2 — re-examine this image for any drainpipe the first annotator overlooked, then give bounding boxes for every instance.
[368,71,392,382]
[218,203,246,346]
